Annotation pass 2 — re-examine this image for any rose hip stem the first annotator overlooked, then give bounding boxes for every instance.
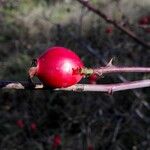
[94,66,150,74]
[81,66,150,76]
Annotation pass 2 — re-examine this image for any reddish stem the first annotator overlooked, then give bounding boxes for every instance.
[59,80,150,93]
[81,66,150,76]
[93,66,150,75]
[0,80,150,93]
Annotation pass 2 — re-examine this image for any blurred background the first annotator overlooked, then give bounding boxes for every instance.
[0,0,150,149]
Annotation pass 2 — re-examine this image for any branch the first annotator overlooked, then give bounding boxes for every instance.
[0,80,150,93]
[67,31,146,99]
[81,62,150,75]
[76,0,150,49]
[93,66,150,75]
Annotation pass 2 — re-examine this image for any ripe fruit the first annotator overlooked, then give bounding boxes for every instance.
[89,73,97,84]
[138,16,150,33]
[29,47,84,88]
[105,26,113,34]
[138,15,150,25]
[52,134,61,149]
[16,119,24,128]
[88,144,94,150]
[30,122,37,132]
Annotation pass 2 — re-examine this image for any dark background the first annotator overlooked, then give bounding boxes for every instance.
[0,0,150,149]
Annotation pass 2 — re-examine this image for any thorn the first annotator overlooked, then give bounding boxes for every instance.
[107,58,114,67]
[96,71,103,77]
[108,88,113,95]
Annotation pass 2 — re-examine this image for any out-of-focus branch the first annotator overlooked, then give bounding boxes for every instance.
[76,0,150,49]
[0,80,150,93]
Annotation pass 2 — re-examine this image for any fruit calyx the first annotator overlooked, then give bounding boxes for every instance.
[80,67,94,76]
[28,59,38,79]
[28,66,37,78]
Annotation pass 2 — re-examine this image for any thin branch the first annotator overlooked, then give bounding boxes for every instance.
[93,66,150,76]
[67,31,145,100]
[76,0,150,48]
[81,64,150,76]
[0,80,150,93]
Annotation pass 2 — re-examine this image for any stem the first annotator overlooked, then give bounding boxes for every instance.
[76,0,150,49]
[0,80,150,93]
[81,66,150,76]
[93,66,150,75]
[59,80,150,93]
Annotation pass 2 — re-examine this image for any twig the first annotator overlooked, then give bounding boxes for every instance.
[58,80,150,93]
[138,24,150,29]
[81,65,150,76]
[93,66,150,76]
[67,31,145,100]
[76,0,150,48]
[0,80,150,93]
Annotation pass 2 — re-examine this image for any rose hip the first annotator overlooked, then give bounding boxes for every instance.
[29,47,84,88]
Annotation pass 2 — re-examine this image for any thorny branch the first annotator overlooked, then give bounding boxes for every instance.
[94,66,150,75]
[76,0,150,49]
[67,31,145,99]
[0,79,150,93]
[82,64,150,76]
[26,61,150,93]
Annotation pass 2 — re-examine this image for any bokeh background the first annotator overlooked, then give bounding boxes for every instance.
[0,0,150,149]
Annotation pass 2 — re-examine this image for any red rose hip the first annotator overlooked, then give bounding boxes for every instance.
[29,47,84,88]
[89,73,97,84]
